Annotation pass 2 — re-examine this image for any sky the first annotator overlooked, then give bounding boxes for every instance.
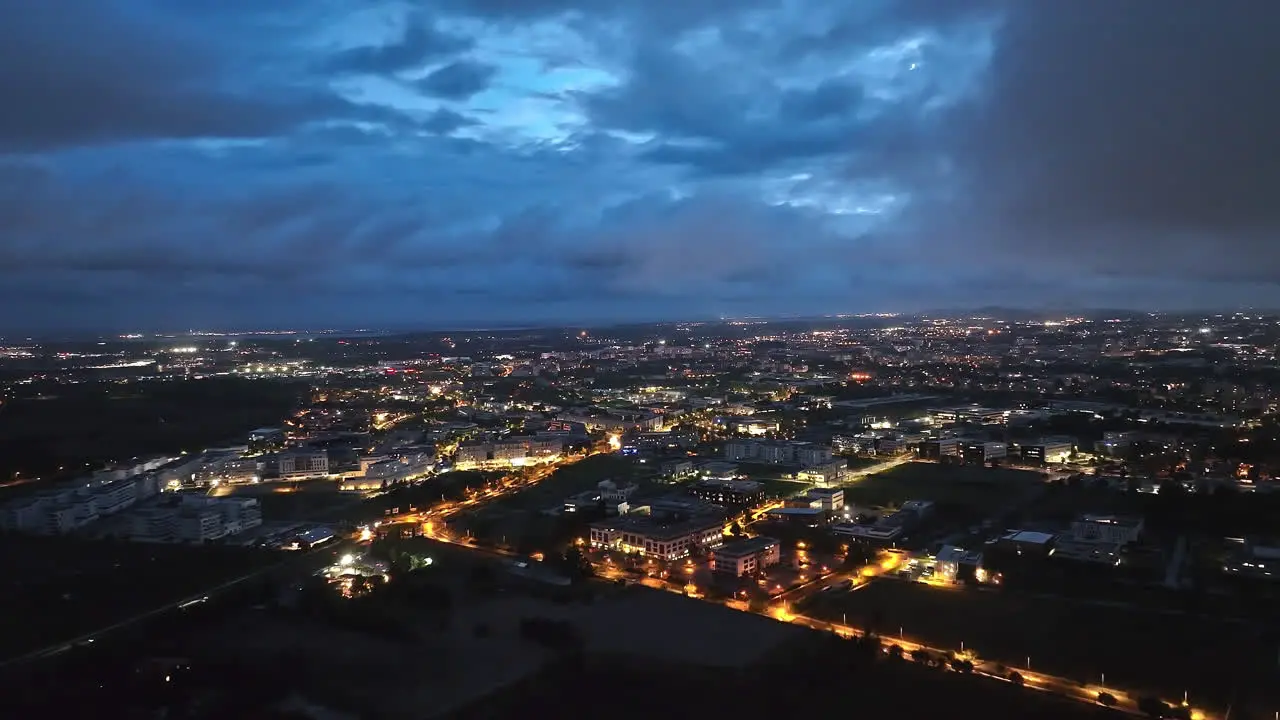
[1,0,1278,332]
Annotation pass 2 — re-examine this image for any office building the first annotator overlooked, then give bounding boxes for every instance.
[710,537,781,577]
[796,460,848,487]
[588,516,724,560]
[278,449,329,479]
[1018,437,1076,464]
[961,440,1008,465]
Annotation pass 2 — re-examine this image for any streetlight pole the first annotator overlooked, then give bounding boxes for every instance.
[1026,656,1031,671]
[1101,672,1106,689]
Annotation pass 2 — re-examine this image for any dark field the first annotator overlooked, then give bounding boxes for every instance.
[0,535,276,660]
[805,578,1271,709]
[841,461,1044,512]
[0,377,307,481]
[485,454,638,512]
[454,643,1122,720]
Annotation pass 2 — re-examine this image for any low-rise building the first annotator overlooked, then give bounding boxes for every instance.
[588,516,724,560]
[660,459,695,480]
[492,439,528,464]
[723,440,833,467]
[961,440,1008,464]
[796,460,848,487]
[803,487,844,513]
[933,545,984,583]
[278,449,330,479]
[1069,515,1143,545]
[991,530,1055,557]
[710,537,782,577]
[763,506,827,527]
[831,523,902,543]
[1018,436,1076,465]
[1050,538,1125,566]
[689,478,765,508]
[917,437,960,459]
[598,479,639,503]
[455,442,490,469]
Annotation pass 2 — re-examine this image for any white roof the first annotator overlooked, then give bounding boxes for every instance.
[1005,530,1054,545]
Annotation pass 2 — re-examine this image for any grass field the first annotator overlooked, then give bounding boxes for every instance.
[806,579,1269,707]
[1014,483,1141,526]
[0,536,275,659]
[840,461,1044,512]
[485,454,639,513]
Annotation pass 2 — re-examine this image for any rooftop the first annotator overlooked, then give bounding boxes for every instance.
[1000,530,1055,545]
[590,515,722,541]
[713,537,780,559]
[1076,514,1142,528]
[694,477,763,492]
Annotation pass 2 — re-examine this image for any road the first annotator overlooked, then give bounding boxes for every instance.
[783,610,1194,717]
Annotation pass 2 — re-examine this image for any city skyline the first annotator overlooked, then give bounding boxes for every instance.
[2,1,1278,330]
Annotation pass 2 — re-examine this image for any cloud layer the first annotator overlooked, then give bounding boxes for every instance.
[1,0,1278,331]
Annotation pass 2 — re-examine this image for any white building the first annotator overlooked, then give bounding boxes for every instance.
[723,440,834,467]
[129,508,178,542]
[795,444,834,467]
[796,460,848,487]
[598,479,638,503]
[588,516,724,561]
[830,523,902,543]
[803,487,844,513]
[177,508,226,542]
[279,450,329,479]
[492,439,528,464]
[710,537,781,577]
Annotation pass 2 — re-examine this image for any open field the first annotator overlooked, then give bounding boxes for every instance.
[1012,483,1142,527]
[483,455,638,512]
[840,461,1044,513]
[0,536,275,660]
[755,477,813,499]
[457,626,1118,720]
[804,578,1273,708]
[222,480,363,522]
[0,378,307,482]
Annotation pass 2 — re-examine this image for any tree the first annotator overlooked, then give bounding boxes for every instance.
[560,546,594,580]
[1137,696,1169,718]
[730,521,744,538]
[886,644,904,660]
[1097,692,1118,708]
[1007,671,1024,686]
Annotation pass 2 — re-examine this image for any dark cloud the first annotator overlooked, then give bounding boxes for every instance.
[0,1,388,151]
[5,0,1280,331]
[415,60,499,99]
[927,0,1280,282]
[325,14,473,75]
